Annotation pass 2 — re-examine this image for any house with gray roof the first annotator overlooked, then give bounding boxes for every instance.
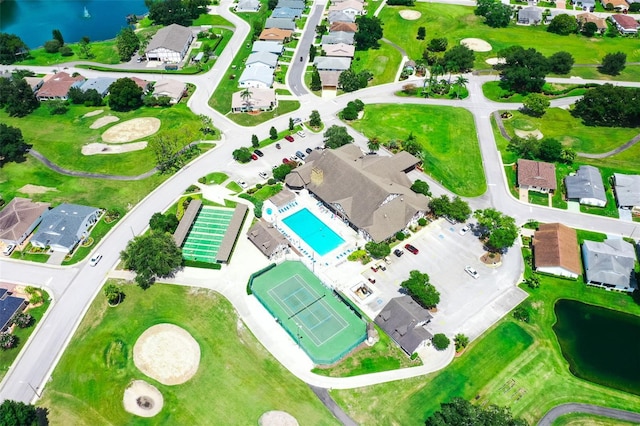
[0,198,50,246]
[265,17,296,31]
[239,63,275,88]
[321,31,355,45]
[276,0,305,10]
[235,0,261,12]
[518,7,543,25]
[613,173,640,211]
[152,78,187,104]
[285,145,428,242]
[582,239,637,291]
[328,11,356,23]
[31,203,101,253]
[252,41,285,55]
[565,165,607,207]
[78,77,117,97]
[374,296,433,355]
[247,220,289,259]
[272,6,301,19]
[145,24,194,63]
[313,56,351,71]
[246,51,279,68]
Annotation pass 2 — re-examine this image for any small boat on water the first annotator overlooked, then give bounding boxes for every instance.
[83,6,91,18]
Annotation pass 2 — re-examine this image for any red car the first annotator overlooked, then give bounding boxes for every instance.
[285,135,295,142]
[282,158,290,164]
[404,244,419,255]
[251,153,258,161]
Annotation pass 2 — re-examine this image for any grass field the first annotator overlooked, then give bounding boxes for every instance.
[482,81,589,103]
[38,282,338,425]
[349,104,486,197]
[16,40,121,66]
[351,41,402,86]
[334,277,640,425]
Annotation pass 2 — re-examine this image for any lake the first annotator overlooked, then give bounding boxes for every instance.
[553,299,640,395]
[0,0,147,48]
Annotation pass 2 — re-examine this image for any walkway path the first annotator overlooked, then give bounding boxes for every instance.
[538,403,640,426]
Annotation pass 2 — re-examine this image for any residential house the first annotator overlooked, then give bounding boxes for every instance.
[129,76,151,93]
[152,78,187,104]
[319,70,342,90]
[314,56,351,71]
[321,31,355,45]
[145,24,194,63]
[246,51,279,68]
[77,77,116,97]
[328,0,364,17]
[275,0,305,10]
[0,289,28,333]
[235,0,261,12]
[603,0,629,11]
[613,173,640,211]
[264,17,296,31]
[239,63,275,88]
[517,159,557,194]
[576,12,607,33]
[36,71,85,101]
[533,223,581,279]
[23,76,43,92]
[271,7,302,19]
[609,14,638,34]
[374,296,433,355]
[231,88,277,112]
[259,28,293,42]
[0,198,50,246]
[252,41,285,55]
[247,220,289,258]
[30,203,100,253]
[565,165,607,207]
[329,21,358,33]
[322,43,355,58]
[582,239,637,291]
[328,11,356,24]
[284,144,428,242]
[577,0,596,10]
[517,7,543,25]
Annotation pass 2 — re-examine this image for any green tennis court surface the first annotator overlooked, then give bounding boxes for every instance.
[182,207,234,263]
[251,261,366,364]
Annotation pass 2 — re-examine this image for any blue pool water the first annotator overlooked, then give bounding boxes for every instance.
[282,208,344,256]
[266,208,273,215]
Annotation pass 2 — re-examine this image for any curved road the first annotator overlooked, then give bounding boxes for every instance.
[538,403,640,426]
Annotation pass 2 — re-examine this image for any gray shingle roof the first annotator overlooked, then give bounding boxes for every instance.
[518,7,543,22]
[582,239,637,288]
[247,220,289,257]
[79,77,117,96]
[251,41,284,54]
[271,7,300,18]
[565,165,606,204]
[276,0,305,9]
[328,11,355,23]
[239,63,275,87]
[146,24,193,54]
[321,31,355,45]
[313,56,351,71]
[613,173,640,208]
[265,17,296,30]
[31,203,99,251]
[246,51,279,68]
[374,296,433,354]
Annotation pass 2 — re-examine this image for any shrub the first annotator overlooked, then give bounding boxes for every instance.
[267,178,276,185]
[0,334,17,350]
[395,232,406,241]
[513,306,530,322]
[454,333,469,352]
[59,46,73,56]
[418,218,427,227]
[364,241,391,258]
[432,333,450,350]
[12,313,33,328]
[44,39,61,53]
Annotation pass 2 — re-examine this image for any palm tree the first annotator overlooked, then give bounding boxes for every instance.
[367,137,380,153]
[240,88,253,108]
[454,75,469,99]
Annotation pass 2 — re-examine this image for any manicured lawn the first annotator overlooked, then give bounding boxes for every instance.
[350,104,486,197]
[16,40,121,66]
[199,172,229,184]
[38,283,338,425]
[482,81,589,103]
[351,41,402,86]
[192,14,233,27]
[378,4,640,70]
[229,100,301,126]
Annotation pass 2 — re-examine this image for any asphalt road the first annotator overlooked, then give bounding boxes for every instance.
[538,403,640,426]
[287,2,326,96]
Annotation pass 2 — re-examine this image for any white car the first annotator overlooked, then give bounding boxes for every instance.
[459,225,470,236]
[237,180,247,188]
[89,253,103,267]
[464,266,479,279]
[259,171,269,179]
[2,244,16,256]
[297,131,306,138]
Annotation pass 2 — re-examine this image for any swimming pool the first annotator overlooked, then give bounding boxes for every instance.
[282,208,344,256]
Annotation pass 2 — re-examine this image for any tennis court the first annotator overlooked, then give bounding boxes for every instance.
[181,206,234,263]
[251,261,366,364]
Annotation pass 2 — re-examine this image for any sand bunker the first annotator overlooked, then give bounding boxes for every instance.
[258,411,299,426]
[18,185,58,195]
[123,380,164,418]
[82,142,148,155]
[515,129,543,140]
[102,118,161,143]
[133,324,200,386]
[83,109,104,118]
[90,115,119,129]
[399,9,421,20]
[461,38,492,52]
[485,57,506,65]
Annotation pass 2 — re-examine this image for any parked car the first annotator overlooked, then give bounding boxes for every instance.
[251,153,258,161]
[297,131,306,138]
[282,158,290,164]
[404,244,419,255]
[275,143,281,149]
[367,276,376,284]
[465,266,479,279]
[305,147,313,154]
[289,155,298,162]
[371,265,378,273]
[293,117,302,124]
[459,225,470,236]
[285,135,295,142]
[254,149,264,157]
[393,248,404,257]
[89,253,103,267]
[377,262,386,271]
[259,171,269,179]
[237,180,247,188]
[2,244,16,256]
[272,164,278,169]
[384,256,392,264]
[295,151,305,160]
[444,216,457,224]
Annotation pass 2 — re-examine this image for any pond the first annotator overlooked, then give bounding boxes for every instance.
[553,299,640,395]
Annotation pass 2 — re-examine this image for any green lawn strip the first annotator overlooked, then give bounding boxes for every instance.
[575,228,607,244]
[192,13,234,26]
[482,81,588,103]
[378,4,640,67]
[226,181,243,193]
[62,218,114,265]
[16,40,120,66]
[228,100,301,126]
[528,189,549,206]
[332,321,532,425]
[312,324,421,377]
[275,88,292,95]
[254,124,303,148]
[552,412,639,426]
[351,42,402,86]
[0,291,50,382]
[504,164,520,199]
[562,64,640,82]
[199,172,229,184]
[37,283,338,425]
[350,104,486,197]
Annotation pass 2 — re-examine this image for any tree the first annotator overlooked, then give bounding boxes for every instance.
[475,0,513,28]
[120,232,183,289]
[273,163,295,181]
[116,27,140,61]
[524,275,540,289]
[522,93,550,117]
[0,33,29,65]
[252,21,264,41]
[309,110,322,128]
[367,137,380,153]
[108,78,143,111]
[401,270,440,309]
[340,104,358,120]
[572,84,640,127]
[498,46,549,94]
[432,333,450,350]
[474,208,519,252]
[507,135,539,160]
[547,51,574,74]
[269,126,278,140]
[323,125,353,149]
[78,36,92,59]
[599,51,626,76]
[0,334,17,350]
[417,27,426,40]
[365,241,390,258]
[268,0,278,9]
[513,306,530,322]
[547,14,578,35]
[288,117,294,131]
[146,0,207,26]
[0,400,45,426]
[310,67,322,91]
[46,100,68,115]
[251,134,259,148]
[427,37,448,52]
[233,147,253,163]
[104,284,124,305]
[59,46,73,56]
[426,397,529,426]
[442,45,475,72]
[582,21,598,37]
[12,312,33,328]
[448,196,472,222]
[316,24,327,36]
[454,75,469,99]
[3,78,39,117]
[338,69,371,92]
[354,16,383,50]
[454,333,469,352]
[149,212,179,234]
[410,180,431,197]
[43,40,61,53]
[0,124,30,166]
[148,129,193,173]
[52,29,65,46]
[537,137,563,162]
[309,44,316,62]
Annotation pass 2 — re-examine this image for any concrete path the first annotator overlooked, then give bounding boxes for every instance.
[538,403,640,426]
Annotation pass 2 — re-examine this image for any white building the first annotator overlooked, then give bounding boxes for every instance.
[145,24,194,63]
